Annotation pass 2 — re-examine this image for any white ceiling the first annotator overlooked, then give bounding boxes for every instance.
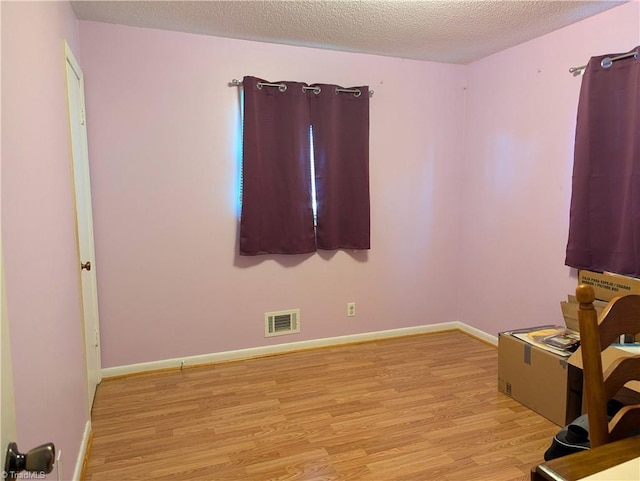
[70,1,627,64]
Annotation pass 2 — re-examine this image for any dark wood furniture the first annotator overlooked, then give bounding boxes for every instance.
[531,434,640,480]
[576,284,640,448]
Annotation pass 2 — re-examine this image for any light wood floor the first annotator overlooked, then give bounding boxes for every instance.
[84,331,559,481]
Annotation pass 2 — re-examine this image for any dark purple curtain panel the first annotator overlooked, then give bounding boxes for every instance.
[565,47,640,276]
[309,85,371,250]
[239,76,316,255]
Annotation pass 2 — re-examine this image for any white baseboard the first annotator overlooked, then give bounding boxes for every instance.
[72,420,91,481]
[102,322,495,379]
[457,322,498,346]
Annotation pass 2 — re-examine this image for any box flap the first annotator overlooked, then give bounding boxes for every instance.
[561,297,606,332]
[578,270,640,301]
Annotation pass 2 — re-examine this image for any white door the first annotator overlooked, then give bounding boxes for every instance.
[1,250,18,480]
[65,42,102,410]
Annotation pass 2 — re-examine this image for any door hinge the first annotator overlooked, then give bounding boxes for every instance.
[94,329,99,347]
[80,107,86,126]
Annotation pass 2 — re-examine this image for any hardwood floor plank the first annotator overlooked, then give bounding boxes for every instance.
[84,331,558,480]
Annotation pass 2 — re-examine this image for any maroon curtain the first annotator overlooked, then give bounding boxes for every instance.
[565,47,640,276]
[239,76,316,255]
[309,84,370,250]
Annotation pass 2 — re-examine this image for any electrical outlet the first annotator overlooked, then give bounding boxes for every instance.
[347,302,356,317]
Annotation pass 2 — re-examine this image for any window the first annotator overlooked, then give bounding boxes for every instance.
[239,76,370,256]
[309,126,318,225]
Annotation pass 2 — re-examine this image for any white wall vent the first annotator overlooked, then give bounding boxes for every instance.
[265,309,300,337]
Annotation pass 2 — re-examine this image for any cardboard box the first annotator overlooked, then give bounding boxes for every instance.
[498,332,582,426]
[560,295,607,333]
[578,270,640,301]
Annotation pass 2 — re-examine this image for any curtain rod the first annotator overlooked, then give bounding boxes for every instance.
[569,50,638,75]
[230,79,374,97]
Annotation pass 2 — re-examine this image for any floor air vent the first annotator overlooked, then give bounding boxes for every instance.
[265,309,300,337]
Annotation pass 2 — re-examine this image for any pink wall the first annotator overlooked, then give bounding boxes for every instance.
[1,1,88,479]
[461,1,640,334]
[78,22,466,367]
[78,2,639,369]
[1,1,636,475]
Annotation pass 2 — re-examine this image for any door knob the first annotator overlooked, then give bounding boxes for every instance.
[4,442,55,480]
[81,261,91,271]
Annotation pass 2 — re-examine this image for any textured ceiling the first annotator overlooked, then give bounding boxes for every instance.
[70,1,626,64]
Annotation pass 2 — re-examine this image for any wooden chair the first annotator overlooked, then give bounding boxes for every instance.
[576,283,640,448]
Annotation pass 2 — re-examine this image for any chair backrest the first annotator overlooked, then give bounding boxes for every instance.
[576,283,640,448]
